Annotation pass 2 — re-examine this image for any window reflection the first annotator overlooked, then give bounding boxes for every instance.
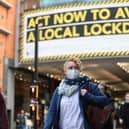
[40,0,104,8]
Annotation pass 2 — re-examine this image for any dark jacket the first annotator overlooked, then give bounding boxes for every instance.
[119,103,129,128]
[101,93,114,129]
[0,92,9,129]
[43,77,109,129]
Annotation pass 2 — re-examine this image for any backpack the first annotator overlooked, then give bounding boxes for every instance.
[87,105,112,129]
[84,81,112,129]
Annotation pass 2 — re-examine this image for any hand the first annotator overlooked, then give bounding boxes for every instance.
[80,89,87,96]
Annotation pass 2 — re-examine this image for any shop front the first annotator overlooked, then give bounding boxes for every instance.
[15,0,129,128]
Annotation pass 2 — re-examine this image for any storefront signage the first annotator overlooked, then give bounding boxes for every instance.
[20,2,129,62]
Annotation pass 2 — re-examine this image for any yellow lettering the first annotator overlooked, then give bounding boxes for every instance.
[90,9,99,20]
[35,17,43,27]
[64,12,74,23]
[99,8,110,20]
[35,16,50,27]
[72,26,80,37]
[27,18,35,29]
[27,32,35,42]
[123,22,129,33]
[115,8,126,19]
[102,23,112,35]
[39,30,45,41]
[63,27,72,37]
[55,28,63,38]
[112,22,122,34]
[54,14,63,24]
[74,11,87,22]
[124,7,129,18]
[83,25,91,36]
[91,24,102,35]
[43,15,50,26]
[45,29,54,40]
[84,22,129,36]
[54,11,87,25]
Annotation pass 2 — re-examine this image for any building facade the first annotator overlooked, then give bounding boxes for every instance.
[16,1,129,129]
[0,0,17,129]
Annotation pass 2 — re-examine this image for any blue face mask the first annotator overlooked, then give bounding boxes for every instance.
[66,69,80,79]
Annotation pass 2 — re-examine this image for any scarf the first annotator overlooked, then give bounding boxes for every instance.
[58,76,90,97]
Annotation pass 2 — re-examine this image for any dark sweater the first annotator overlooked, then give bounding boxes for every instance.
[119,103,129,128]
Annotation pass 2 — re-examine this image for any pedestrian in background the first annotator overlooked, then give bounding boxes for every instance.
[16,110,26,129]
[119,92,129,129]
[98,82,115,129]
[43,57,108,129]
[0,90,9,129]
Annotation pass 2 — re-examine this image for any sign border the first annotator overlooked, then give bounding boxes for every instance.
[20,0,129,63]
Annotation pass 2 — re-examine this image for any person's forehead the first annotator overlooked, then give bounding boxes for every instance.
[67,61,76,66]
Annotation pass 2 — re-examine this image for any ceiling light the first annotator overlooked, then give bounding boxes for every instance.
[28,66,31,70]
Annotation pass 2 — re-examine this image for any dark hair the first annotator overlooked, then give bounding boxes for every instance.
[99,82,108,90]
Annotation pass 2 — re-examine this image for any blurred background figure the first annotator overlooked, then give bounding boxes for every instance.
[98,82,115,129]
[119,92,129,129]
[0,90,9,129]
[16,110,26,129]
[24,112,33,129]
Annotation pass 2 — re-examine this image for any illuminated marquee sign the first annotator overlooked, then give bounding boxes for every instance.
[20,2,129,62]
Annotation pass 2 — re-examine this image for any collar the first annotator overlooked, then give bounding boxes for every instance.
[64,76,90,86]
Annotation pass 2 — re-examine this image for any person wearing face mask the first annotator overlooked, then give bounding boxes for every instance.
[119,92,129,129]
[43,57,109,129]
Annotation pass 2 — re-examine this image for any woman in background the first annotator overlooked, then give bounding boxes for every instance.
[119,92,129,129]
[98,82,115,129]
